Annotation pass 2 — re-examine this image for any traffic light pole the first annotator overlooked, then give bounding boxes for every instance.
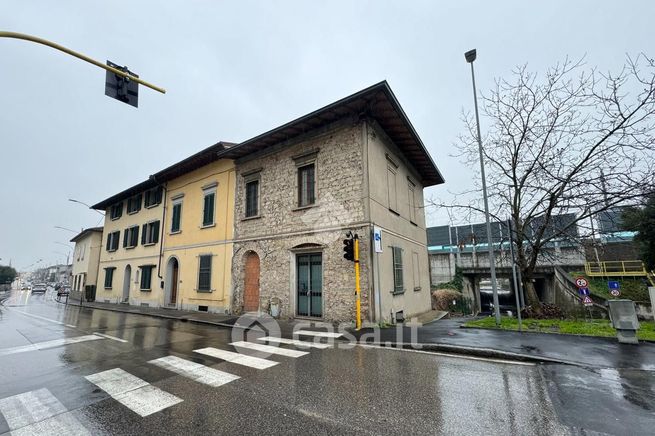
[0,31,165,94]
[354,235,361,330]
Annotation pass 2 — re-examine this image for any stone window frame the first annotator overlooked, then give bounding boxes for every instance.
[242,168,262,220]
[201,182,218,228]
[196,253,214,293]
[407,176,417,225]
[386,154,399,215]
[292,149,320,211]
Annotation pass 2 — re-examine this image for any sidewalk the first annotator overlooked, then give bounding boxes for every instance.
[65,297,239,327]
[350,317,655,370]
[62,298,655,369]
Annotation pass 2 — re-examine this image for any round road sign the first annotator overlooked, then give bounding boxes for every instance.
[575,277,589,288]
[610,289,621,297]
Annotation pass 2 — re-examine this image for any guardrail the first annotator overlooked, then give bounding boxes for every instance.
[585,261,648,277]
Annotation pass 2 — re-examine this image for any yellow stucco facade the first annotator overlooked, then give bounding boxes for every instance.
[162,159,236,313]
[97,192,164,306]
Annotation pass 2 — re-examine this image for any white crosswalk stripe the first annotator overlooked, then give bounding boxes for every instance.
[149,355,240,386]
[0,388,89,435]
[229,341,309,358]
[0,335,104,357]
[194,347,279,369]
[85,368,182,417]
[295,330,343,338]
[257,336,330,349]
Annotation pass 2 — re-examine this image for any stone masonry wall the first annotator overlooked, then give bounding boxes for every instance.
[232,121,371,322]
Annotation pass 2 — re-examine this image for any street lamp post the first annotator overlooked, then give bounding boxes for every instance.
[54,225,80,234]
[68,199,105,216]
[465,48,501,326]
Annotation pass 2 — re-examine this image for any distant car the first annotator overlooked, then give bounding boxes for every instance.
[31,283,47,294]
[21,285,30,291]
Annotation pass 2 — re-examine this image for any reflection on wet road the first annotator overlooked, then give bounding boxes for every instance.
[0,287,653,435]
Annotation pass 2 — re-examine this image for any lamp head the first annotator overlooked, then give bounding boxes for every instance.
[465,49,477,63]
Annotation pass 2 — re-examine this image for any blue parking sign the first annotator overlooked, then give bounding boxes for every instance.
[608,281,620,290]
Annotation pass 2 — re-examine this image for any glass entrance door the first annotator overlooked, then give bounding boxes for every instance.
[296,253,322,317]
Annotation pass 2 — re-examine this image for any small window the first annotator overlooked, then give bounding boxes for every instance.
[412,251,420,291]
[198,255,212,292]
[408,183,416,223]
[106,231,120,252]
[245,180,259,217]
[387,166,398,213]
[171,201,182,233]
[104,267,115,289]
[139,265,154,290]
[141,221,160,245]
[144,187,163,208]
[298,163,315,207]
[110,203,123,220]
[202,189,216,227]
[123,226,139,248]
[127,194,142,214]
[392,246,404,294]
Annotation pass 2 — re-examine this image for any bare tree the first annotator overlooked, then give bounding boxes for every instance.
[436,55,655,309]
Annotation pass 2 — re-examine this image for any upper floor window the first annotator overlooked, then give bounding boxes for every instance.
[245,180,259,217]
[141,221,160,245]
[298,163,316,207]
[110,202,123,220]
[144,187,163,208]
[408,180,416,224]
[106,231,120,252]
[127,194,142,214]
[171,199,182,233]
[123,225,139,249]
[202,184,216,227]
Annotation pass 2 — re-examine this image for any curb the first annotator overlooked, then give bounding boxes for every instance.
[359,341,577,365]
[460,325,655,344]
[64,300,239,329]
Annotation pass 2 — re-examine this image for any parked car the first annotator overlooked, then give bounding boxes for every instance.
[56,286,70,298]
[21,285,30,291]
[31,283,47,294]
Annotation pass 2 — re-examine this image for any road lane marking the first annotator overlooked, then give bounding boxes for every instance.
[229,341,309,358]
[149,355,240,386]
[356,344,536,366]
[93,332,128,343]
[0,335,105,356]
[85,368,182,417]
[258,336,330,349]
[295,330,343,338]
[10,309,76,328]
[194,347,279,369]
[0,388,89,435]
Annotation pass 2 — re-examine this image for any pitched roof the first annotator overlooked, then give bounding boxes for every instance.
[70,226,103,243]
[92,81,443,210]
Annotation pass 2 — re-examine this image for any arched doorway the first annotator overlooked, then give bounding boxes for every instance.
[165,257,180,307]
[243,252,260,312]
[122,265,131,303]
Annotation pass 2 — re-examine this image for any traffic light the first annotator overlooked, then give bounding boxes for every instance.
[105,60,139,107]
[343,237,354,261]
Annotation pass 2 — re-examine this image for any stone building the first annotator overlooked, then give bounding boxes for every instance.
[224,82,444,323]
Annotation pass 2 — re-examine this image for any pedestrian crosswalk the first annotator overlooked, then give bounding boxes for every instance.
[0,333,339,430]
[0,388,90,435]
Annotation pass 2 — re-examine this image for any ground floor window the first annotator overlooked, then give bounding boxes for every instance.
[392,246,404,294]
[296,253,322,317]
[104,267,115,289]
[140,265,154,290]
[198,255,212,292]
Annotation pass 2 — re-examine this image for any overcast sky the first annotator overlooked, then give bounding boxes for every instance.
[1,0,653,270]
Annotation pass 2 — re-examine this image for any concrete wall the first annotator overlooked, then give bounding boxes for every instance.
[163,160,236,313]
[365,121,431,322]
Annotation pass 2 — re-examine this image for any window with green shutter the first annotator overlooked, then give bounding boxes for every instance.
[142,221,160,245]
[104,267,115,289]
[144,187,163,208]
[127,194,142,214]
[110,203,123,220]
[392,246,404,294]
[107,231,120,252]
[197,255,212,292]
[202,190,215,226]
[139,265,154,290]
[171,202,182,233]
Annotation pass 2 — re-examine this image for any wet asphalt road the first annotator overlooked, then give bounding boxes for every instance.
[0,288,653,435]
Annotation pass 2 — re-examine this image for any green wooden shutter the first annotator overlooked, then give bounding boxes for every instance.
[141,224,147,245]
[123,229,129,248]
[106,234,111,250]
[153,221,160,244]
